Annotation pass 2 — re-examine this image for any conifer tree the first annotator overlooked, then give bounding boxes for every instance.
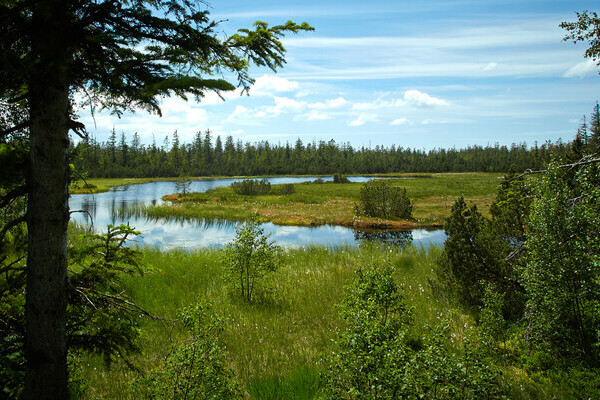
[0,2,312,397]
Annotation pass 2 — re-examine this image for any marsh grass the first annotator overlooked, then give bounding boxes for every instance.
[130,173,502,228]
[76,244,449,399]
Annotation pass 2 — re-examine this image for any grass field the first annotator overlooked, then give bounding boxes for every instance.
[76,244,453,399]
[127,173,503,228]
[74,242,577,400]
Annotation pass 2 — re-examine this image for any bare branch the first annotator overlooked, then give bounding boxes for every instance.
[0,121,30,138]
[0,184,27,209]
[508,156,600,181]
[87,288,160,320]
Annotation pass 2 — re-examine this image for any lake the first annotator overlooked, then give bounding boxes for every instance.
[69,176,446,250]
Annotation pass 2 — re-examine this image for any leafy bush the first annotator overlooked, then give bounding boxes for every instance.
[354,180,412,219]
[279,183,295,195]
[223,219,280,302]
[319,263,504,400]
[312,178,325,184]
[131,302,241,399]
[230,178,271,195]
[332,173,350,183]
[520,162,600,365]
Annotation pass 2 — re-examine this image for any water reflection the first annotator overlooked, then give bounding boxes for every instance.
[354,230,413,247]
[69,177,446,250]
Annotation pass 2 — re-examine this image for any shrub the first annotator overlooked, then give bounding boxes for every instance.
[230,178,271,195]
[520,163,600,365]
[332,173,350,183]
[131,302,241,399]
[354,180,412,219]
[319,263,504,400]
[279,183,295,195]
[223,219,280,302]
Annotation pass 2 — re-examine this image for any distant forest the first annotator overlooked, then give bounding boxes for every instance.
[71,105,600,178]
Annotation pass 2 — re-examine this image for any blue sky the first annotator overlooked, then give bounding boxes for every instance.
[78,0,600,150]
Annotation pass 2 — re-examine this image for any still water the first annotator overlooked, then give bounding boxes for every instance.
[69,176,445,250]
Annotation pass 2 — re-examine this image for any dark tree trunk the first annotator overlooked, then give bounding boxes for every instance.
[24,2,71,399]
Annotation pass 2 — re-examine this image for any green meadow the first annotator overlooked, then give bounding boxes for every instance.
[75,243,448,399]
[122,173,502,228]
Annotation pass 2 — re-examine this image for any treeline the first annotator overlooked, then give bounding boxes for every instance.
[71,104,600,178]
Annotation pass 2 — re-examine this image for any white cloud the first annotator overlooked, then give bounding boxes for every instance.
[349,114,377,126]
[563,59,598,78]
[250,74,299,96]
[304,110,330,121]
[390,118,410,125]
[265,96,307,116]
[403,90,449,107]
[482,62,499,72]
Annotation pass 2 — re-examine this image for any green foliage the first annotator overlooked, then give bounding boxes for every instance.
[354,180,413,219]
[320,263,504,400]
[223,219,280,302]
[520,162,600,365]
[478,283,507,355]
[67,224,150,366]
[332,173,350,183]
[436,196,523,318]
[131,302,241,400]
[560,10,600,73]
[175,176,192,195]
[279,183,296,195]
[231,178,271,195]
[0,224,149,397]
[490,168,531,244]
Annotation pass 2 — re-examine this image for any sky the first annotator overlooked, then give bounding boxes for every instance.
[77,0,600,150]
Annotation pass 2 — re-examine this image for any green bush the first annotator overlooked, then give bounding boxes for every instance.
[332,173,350,184]
[230,178,271,195]
[279,183,295,195]
[223,219,280,302]
[319,263,504,400]
[354,180,412,219]
[520,162,600,365]
[131,302,241,399]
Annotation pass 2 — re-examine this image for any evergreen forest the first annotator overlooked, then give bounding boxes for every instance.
[71,122,597,178]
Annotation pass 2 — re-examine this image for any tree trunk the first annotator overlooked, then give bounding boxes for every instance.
[24,2,71,399]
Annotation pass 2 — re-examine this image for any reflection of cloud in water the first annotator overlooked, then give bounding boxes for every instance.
[412,229,433,240]
[268,225,300,237]
[71,180,445,250]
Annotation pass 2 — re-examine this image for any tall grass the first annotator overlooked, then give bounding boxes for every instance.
[76,244,447,399]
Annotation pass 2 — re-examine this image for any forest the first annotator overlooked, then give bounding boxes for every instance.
[71,123,596,178]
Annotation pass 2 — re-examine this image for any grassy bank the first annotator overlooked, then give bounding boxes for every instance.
[69,177,166,194]
[132,173,502,228]
[77,244,450,399]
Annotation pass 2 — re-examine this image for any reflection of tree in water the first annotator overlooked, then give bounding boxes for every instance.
[354,229,413,247]
[115,204,238,231]
[75,198,96,225]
